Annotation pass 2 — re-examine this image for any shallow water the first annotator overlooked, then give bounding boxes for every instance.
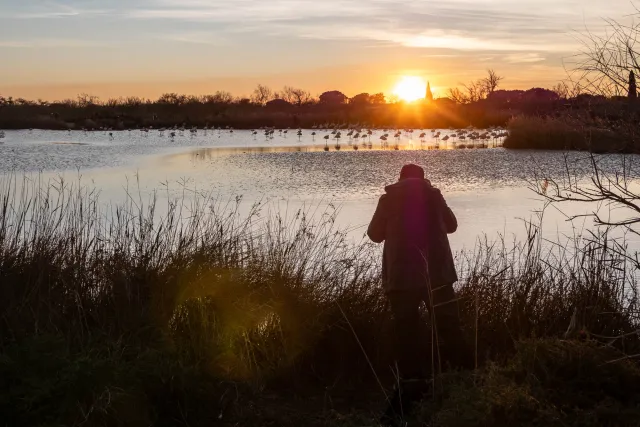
[1,129,639,253]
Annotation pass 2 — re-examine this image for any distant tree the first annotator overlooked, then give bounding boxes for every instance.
[482,69,503,94]
[124,96,145,107]
[251,84,274,105]
[447,87,468,104]
[201,91,234,104]
[629,71,637,99]
[158,93,187,105]
[265,98,293,109]
[523,88,560,102]
[370,93,386,104]
[281,86,312,106]
[214,91,234,104]
[451,69,504,104]
[425,82,434,102]
[552,82,570,100]
[318,90,348,105]
[15,98,33,106]
[487,89,524,103]
[350,93,371,105]
[77,93,100,107]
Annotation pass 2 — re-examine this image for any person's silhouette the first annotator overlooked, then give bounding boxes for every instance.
[367,164,472,425]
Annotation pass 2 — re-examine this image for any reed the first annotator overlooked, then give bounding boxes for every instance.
[1,175,640,426]
[504,115,628,152]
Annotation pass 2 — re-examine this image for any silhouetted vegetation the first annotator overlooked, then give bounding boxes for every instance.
[0,86,518,130]
[2,176,640,425]
[0,71,576,132]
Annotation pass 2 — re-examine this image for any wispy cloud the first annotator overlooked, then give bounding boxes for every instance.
[125,0,612,54]
[9,1,110,19]
[158,31,228,45]
[504,53,547,63]
[0,39,111,48]
[128,0,378,22]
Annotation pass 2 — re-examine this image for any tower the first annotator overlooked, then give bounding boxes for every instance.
[425,81,434,102]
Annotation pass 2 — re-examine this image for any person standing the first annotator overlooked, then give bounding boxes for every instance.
[367,164,472,424]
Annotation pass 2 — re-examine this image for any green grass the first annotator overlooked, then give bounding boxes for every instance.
[1,175,640,426]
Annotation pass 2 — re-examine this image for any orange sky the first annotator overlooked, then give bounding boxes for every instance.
[0,0,634,101]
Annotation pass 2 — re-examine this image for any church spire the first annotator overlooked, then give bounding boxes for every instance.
[425,81,434,102]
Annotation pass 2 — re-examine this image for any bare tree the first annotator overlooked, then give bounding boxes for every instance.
[482,69,504,94]
[552,82,570,99]
[77,93,100,107]
[532,152,640,267]
[281,86,313,106]
[567,11,640,96]
[251,84,273,105]
[463,80,488,102]
[449,69,503,104]
[447,87,469,104]
[202,91,234,104]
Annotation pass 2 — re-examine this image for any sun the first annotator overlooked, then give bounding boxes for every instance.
[393,76,427,102]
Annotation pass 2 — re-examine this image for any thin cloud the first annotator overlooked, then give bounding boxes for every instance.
[159,32,228,45]
[9,1,110,19]
[125,0,614,55]
[504,53,547,63]
[127,0,378,22]
[0,39,112,48]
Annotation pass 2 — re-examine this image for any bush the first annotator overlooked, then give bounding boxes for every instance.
[418,340,640,427]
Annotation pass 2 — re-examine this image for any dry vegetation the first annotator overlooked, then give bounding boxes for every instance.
[2,175,640,426]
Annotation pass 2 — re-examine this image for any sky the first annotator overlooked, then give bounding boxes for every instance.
[0,0,636,100]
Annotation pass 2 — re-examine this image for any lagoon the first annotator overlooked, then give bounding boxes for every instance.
[0,129,636,253]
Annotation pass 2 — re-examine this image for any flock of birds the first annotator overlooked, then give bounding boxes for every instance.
[128,124,508,151]
[8,125,509,151]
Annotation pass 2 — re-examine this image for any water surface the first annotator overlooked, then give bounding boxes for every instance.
[1,129,637,253]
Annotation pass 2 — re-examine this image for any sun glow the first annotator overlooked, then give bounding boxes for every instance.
[392,76,427,102]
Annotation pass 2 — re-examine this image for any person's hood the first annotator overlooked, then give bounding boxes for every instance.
[384,178,437,196]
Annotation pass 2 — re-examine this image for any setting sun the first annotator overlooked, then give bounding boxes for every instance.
[393,76,427,102]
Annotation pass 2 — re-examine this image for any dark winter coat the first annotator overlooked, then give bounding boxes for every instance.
[367,179,458,293]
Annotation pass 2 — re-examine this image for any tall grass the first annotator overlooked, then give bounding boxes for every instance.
[1,175,640,425]
[504,115,628,152]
